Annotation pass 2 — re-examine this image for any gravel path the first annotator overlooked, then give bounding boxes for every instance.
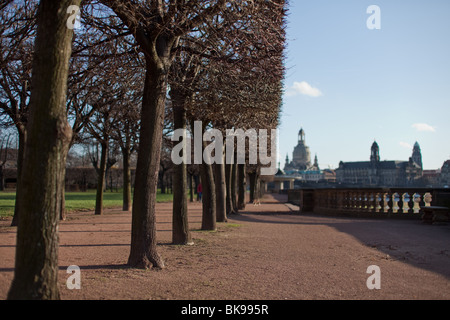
[1,193,449,300]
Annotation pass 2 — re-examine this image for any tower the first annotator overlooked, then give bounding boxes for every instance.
[411,141,422,169]
[370,141,380,164]
[313,153,319,170]
[292,127,311,170]
[298,128,305,143]
[284,127,315,172]
[369,141,380,185]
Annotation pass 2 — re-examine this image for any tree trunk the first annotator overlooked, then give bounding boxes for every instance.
[7,0,78,300]
[249,171,261,204]
[127,57,166,269]
[60,178,67,220]
[200,163,216,230]
[231,162,238,212]
[171,98,192,245]
[0,165,4,191]
[237,163,246,209]
[122,147,132,212]
[189,173,194,202]
[159,169,166,194]
[225,163,235,215]
[200,141,216,231]
[95,142,107,215]
[214,161,227,222]
[194,174,200,201]
[10,127,26,227]
[249,171,256,203]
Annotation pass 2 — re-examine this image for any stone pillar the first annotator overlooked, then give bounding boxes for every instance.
[289,180,294,189]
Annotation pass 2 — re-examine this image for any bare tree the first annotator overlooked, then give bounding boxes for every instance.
[186,0,287,215]
[0,1,36,226]
[113,93,141,212]
[96,0,229,269]
[85,99,121,215]
[63,4,140,217]
[169,48,202,243]
[168,0,287,232]
[114,107,140,212]
[7,0,81,300]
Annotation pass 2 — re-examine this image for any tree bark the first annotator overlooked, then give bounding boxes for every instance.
[95,142,107,215]
[189,173,194,202]
[7,0,79,300]
[249,171,256,203]
[127,57,166,269]
[214,161,227,222]
[231,162,238,212]
[0,165,3,192]
[200,142,216,231]
[122,147,132,212]
[237,163,246,210]
[248,171,261,204]
[225,163,235,215]
[171,97,192,245]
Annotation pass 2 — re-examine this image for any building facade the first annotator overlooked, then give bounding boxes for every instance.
[440,160,450,187]
[283,128,333,184]
[284,128,312,171]
[335,141,423,187]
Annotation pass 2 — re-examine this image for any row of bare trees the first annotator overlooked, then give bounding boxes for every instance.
[1,0,287,299]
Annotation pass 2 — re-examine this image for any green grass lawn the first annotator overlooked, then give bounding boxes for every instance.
[0,189,173,218]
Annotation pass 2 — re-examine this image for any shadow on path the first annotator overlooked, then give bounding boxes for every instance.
[233,193,450,280]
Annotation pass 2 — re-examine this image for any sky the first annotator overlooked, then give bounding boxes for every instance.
[278,0,450,170]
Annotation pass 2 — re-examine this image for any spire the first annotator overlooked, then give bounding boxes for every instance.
[411,141,422,169]
[313,153,319,170]
[298,128,305,143]
[370,141,380,163]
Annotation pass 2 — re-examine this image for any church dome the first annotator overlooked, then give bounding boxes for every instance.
[292,128,311,170]
[284,127,314,171]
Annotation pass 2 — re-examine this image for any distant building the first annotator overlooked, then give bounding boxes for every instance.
[284,128,313,171]
[440,160,450,187]
[322,168,337,183]
[422,169,441,187]
[335,141,423,187]
[283,128,334,184]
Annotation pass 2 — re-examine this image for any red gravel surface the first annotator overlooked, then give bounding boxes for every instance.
[1,193,449,300]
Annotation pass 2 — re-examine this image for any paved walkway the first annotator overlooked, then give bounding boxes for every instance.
[0,193,449,300]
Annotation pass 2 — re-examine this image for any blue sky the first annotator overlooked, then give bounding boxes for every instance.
[278,0,450,170]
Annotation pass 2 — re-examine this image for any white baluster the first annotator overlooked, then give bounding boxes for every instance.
[402,193,411,213]
[413,193,421,214]
[392,193,400,213]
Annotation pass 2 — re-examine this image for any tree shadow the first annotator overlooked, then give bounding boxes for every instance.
[231,211,450,279]
[59,264,130,271]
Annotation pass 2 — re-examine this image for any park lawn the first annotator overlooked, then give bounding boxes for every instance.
[0,189,173,218]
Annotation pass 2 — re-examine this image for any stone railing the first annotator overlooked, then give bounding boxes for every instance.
[287,187,450,219]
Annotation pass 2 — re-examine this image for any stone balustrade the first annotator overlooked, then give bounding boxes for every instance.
[287,187,450,219]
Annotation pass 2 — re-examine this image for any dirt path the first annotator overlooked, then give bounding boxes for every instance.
[1,194,449,300]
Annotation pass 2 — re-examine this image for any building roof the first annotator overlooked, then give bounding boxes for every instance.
[338,160,411,170]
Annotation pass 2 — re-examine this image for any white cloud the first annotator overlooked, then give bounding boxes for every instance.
[399,141,413,149]
[412,123,436,132]
[286,81,322,98]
